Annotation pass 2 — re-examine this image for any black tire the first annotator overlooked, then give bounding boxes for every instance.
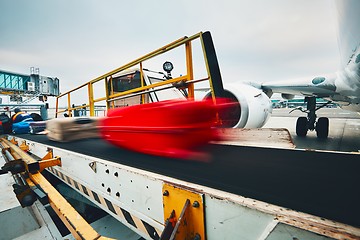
[30,113,43,121]
[316,117,329,139]
[296,117,308,137]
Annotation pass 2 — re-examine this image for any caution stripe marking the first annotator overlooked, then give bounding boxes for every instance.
[48,167,161,239]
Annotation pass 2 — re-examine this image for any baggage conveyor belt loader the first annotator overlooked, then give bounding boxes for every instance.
[0,31,359,239]
[0,134,359,240]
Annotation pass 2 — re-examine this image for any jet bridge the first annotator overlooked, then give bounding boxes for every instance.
[0,68,59,118]
[0,68,59,101]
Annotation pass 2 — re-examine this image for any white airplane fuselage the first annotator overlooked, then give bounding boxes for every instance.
[332,0,360,112]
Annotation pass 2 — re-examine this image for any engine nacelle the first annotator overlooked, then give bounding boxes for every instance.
[205,83,272,128]
[281,93,295,100]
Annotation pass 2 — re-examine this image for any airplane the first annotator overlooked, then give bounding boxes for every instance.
[89,0,357,140]
[208,0,359,139]
[262,0,360,138]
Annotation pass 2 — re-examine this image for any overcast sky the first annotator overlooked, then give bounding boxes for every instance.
[0,0,339,102]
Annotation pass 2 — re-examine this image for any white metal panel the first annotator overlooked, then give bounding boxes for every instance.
[56,151,165,228]
[49,166,162,240]
[27,141,165,224]
[23,138,165,238]
[266,223,332,240]
[95,160,164,224]
[205,195,277,240]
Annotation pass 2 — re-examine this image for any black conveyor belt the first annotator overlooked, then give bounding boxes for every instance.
[21,134,360,227]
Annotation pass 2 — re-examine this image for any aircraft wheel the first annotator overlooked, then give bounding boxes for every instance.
[316,117,329,139]
[296,117,308,137]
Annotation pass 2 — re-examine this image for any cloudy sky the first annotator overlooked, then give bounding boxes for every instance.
[0,0,340,102]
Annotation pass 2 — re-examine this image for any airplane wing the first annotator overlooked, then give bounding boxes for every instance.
[261,0,360,105]
[261,74,337,99]
[256,0,360,139]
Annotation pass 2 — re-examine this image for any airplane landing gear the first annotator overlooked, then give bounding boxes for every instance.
[292,97,331,138]
[316,117,329,138]
[296,117,308,136]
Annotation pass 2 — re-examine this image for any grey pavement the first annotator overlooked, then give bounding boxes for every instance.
[264,108,360,153]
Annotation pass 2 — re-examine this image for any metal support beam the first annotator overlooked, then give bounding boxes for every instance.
[185,41,194,99]
[0,137,114,240]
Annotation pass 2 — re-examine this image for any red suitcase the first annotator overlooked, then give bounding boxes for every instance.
[99,99,222,160]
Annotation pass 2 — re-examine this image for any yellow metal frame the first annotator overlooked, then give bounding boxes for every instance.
[19,140,29,152]
[162,183,205,239]
[55,32,216,117]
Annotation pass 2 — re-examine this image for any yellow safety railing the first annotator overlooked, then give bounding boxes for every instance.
[55,31,221,117]
[0,137,114,239]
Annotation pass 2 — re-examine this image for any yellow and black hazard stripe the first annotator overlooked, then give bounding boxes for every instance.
[47,167,162,239]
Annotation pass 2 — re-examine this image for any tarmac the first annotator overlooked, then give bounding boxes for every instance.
[264,107,360,153]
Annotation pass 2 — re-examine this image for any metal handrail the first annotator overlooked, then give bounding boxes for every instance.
[55,31,220,117]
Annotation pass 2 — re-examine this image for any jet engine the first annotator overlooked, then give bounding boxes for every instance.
[204,83,272,128]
